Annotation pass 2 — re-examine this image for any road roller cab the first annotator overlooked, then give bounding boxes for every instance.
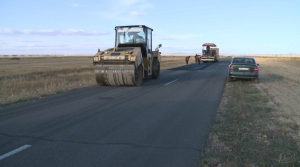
[93,25,162,86]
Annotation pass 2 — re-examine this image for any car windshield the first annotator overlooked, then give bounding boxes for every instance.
[233,58,255,64]
[116,27,146,45]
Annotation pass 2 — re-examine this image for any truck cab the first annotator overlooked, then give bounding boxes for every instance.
[202,43,219,63]
[115,25,161,78]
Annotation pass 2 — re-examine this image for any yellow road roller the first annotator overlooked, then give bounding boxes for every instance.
[93,25,162,86]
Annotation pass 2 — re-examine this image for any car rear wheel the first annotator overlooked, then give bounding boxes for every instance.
[253,78,259,84]
[228,76,232,82]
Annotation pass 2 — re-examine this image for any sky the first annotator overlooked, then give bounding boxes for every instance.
[0,0,299,55]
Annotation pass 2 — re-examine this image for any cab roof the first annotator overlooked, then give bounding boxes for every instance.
[115,25,153,31]
[202,43,217,47]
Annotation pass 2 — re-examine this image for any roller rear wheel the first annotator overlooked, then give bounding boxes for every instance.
[135,65,143,86]
[152,59,160,79]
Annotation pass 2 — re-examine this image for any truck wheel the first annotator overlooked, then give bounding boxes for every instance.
[152,58,160,79]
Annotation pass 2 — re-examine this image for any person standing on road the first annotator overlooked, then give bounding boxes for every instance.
[196,54,201,64]
[185,56,190,65]
[206,46,210,55]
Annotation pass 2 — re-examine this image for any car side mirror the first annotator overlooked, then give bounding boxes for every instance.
[257,64,259,66]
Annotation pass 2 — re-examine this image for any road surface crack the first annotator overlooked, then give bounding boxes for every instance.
[0,132,201,152]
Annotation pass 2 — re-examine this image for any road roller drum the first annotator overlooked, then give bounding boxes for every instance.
[95,64,142,86]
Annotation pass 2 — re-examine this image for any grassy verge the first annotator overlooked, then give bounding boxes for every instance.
[0,68,96,107]
[200,80,300,166]
[0,88,83,108]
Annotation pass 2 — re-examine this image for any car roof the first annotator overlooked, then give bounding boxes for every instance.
[234,57,254,59]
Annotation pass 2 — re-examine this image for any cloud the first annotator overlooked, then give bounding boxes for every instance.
[10,44,67,48]
[162,46,201,50]
[171,34,202,39]
[71,3,80,7]
[0,43,68,53]
[0,29,110,36]
[153,34,202,40]
[0,29,15,35]
[60,29,109,36]
[21,40,42,42]
[90,0,153,21]
[156,37,175,40]
[130,11,147,16]
[159,46,204,54]
[0,43,105,54]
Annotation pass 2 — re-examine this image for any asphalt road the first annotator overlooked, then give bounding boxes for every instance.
[0,57,231,167]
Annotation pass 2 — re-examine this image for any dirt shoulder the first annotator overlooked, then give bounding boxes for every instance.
[255,57,300,135]
[200,57,300,166]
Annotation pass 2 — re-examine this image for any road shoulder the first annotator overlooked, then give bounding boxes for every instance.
[200,79,300,166]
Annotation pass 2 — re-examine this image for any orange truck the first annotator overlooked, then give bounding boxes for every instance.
[201,43,219,63]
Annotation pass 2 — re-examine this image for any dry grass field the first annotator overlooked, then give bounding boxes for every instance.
[0,56,190,106]
[0,56,95,106]
[160,55,197,70]
[255,57,300,134]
